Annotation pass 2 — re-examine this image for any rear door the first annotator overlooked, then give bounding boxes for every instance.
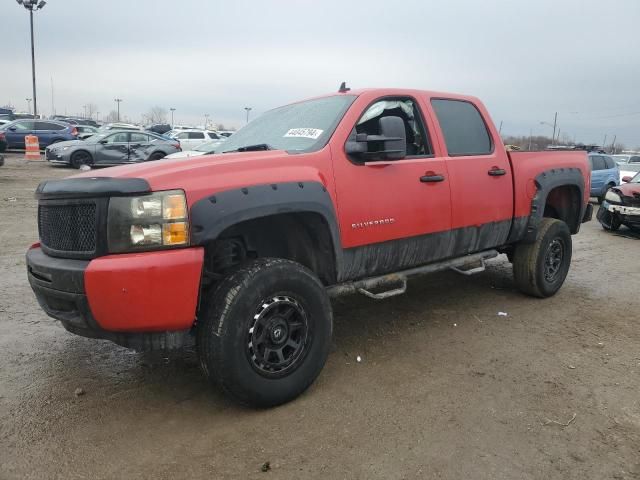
[95,132,130,164]
[34,121,64,146]
[429,98,513,254]
[128,132,153,162]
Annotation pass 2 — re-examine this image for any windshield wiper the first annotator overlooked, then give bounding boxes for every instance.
[223,143,273,153]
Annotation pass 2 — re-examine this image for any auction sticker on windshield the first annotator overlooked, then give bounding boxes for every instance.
[284,128,324,139]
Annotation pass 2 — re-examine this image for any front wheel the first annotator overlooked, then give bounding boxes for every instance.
[512,218,572,298]
[148,151,166,161]
[70,150,93,169]
[197,258,332,407]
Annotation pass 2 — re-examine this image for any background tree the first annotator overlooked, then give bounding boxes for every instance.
[147,106,167,125]
[105,110,119,123]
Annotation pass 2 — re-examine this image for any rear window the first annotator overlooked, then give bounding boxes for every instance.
[35,121,65,131]
[431,99,492,156]
[630,156,640,163]
[188,132,205,139]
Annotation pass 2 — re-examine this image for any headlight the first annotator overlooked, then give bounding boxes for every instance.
[107,190,189,252]
[605,190,621,203]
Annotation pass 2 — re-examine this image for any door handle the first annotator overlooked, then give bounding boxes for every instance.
[420,174,445,183]
[488,167,506,176]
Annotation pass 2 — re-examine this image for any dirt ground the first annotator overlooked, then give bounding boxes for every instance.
[0,153,639,480]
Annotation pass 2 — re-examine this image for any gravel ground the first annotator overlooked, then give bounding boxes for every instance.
[1,153,639,479]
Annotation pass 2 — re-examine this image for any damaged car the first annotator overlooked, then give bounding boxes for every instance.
[597,172,640,231]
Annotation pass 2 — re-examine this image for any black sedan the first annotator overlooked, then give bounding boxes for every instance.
[45,131,181,168]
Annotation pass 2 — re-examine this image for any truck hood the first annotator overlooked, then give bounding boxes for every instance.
[71,149,328,205]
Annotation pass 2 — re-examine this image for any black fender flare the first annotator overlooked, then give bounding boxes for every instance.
[189,181,343,271]
[520,167,585,243]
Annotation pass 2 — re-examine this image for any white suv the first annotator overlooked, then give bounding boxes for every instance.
[171,130,222,150]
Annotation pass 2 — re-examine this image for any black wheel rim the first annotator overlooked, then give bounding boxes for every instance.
[544,238,564,282]
[246,295,309,378]
[74,152,91,166]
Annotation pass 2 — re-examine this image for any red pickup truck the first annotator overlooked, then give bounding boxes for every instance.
[27,87,592,407]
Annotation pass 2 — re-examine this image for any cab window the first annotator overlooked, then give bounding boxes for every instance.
[105,133,129,144]
[431,99,492,156]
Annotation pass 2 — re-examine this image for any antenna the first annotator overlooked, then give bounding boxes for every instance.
[338,82,350,93]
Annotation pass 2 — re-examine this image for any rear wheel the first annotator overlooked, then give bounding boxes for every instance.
[148,151,165,161]
[70,150,93,169]
[197,258,332,407]
[512,218,572,298]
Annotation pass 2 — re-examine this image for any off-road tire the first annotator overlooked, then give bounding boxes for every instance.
[512,218,572,298]
[197,258,332,408]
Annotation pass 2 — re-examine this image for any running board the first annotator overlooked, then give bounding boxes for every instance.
[327,250,499,299]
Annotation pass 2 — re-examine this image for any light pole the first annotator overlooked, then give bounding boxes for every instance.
[114,98,122,122]
[26,98,32,115]
[204,114,210,129]
[540,112,558,146]
[244,107,252,124]
[82,104,87,118]
[16,0,46,118]
[96,111,100,122]
[170,107,175,127]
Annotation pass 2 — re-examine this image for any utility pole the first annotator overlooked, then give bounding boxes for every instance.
[204,114,210,129]
[82,104,87,118]
[114,98,122,122]
[26,98,32,115]
[16,1,47,118]
[602,134,607,151]
[170,107,175,127]
[528,129,532,151]
[244,106,252,124]
[552,112,557,146]
[610,135,616,154]
[498,120,503,134]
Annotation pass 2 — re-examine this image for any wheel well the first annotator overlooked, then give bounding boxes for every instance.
[543,185,581,233]
[203,212,337,285]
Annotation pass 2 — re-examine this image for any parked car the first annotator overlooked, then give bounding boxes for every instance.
[170,129,222,150]
[45,130,180,168]
[27,87,592,407]
[164,139,224,159]
[597,171,640,231]
[146,123,172,135]
[0,119,78,151]
[589,153,619,202]
[611,154,640,165]
[618,163,640,182]
[76,125,100,140]
[99,123,142,131]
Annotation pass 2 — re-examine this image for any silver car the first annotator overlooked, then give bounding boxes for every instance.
[45,130,181,168]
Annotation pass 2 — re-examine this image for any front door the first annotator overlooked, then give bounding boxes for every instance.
[331,96,452,279]
[5,120,34,148]
[95,132,130,164]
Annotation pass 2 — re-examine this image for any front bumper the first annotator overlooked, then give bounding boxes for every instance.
[45,148,69,164]
[597,201,640,228]
[27,245,204,350]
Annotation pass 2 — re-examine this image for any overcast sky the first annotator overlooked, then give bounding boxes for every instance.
[2,0,639,147]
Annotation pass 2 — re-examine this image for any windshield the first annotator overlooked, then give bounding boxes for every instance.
[195,140,222,152]
[215,95,356,154]
[621,163,640,173]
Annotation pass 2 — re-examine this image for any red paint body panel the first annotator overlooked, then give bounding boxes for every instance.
[508,150,590,217]
[69,87,590,258]
[85,248,204,332]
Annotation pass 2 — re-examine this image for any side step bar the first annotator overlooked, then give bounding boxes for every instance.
[327,249,499,299]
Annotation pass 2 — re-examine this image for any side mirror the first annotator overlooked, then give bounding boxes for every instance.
[622,176,632,183]
[344,116,407,161]
[98,139,108,144]
[8,126,17,131]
